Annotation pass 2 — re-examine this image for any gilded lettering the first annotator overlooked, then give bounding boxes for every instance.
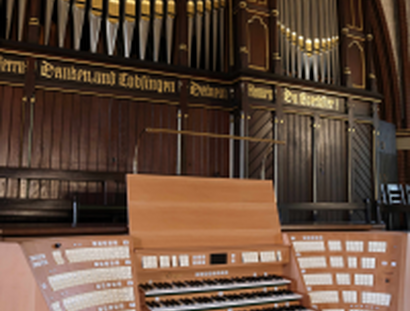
[41,60,54,79]
[55,67,63,79]
[119,72,127,87]
[284,88,292,103]
[157,79,163,93]
[132,75,139,89]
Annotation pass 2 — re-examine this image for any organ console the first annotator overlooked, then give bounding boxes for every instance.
[0,175,409,311]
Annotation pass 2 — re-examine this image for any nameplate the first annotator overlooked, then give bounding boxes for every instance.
[283,87,342,111]
[0,54,27,75]
[248,83,273,101]
[39,60,177,94]
[189,81,229,100]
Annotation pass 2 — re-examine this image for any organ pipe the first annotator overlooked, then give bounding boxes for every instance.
[212,0,218,71]
[18,0,27,41]
[58,0,70,47]
[5,0,13,39]
[196,0,203,68]
[139,0,151,60]
[44,0,55,45]
[187,0,194,66]
[204,0,211,70]
[89,0,103,53]
[279,0,339,84]
[107,0,120,56]
[153,0,164,62]
[73,0,86,50]
[123,0,136,58]
[219,0,225,71]
[166,0,176,64]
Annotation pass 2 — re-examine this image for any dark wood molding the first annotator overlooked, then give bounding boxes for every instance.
[0,167,127,182]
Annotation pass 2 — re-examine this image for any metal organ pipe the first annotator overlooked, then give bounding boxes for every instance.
[196,0,204,68]
[124,0,136,58]
[219,0,225,71]
[89,0,103,53]
[153,0,164,62]
[73,0,86,50]
[107,0,120,56]
[139,0,151,60]
[58,0,70,48]
[279,0,339,84]
[212,0,219,71]
[187,0,195,66]
[204,0,211,70]
[44,0,55,45]
[166,0,176,64]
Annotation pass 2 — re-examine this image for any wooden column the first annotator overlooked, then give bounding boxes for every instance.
[268,0,281,74]
[174,0,188,66]
[179,79,189,174]
[312,113,320,203]
[372,102,380,201]
[337,0,351,87]
[234,0,249,70]
[273,85,284,200]
[347,98,354,202]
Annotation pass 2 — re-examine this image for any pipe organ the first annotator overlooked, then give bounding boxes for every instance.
[278,0,340,84]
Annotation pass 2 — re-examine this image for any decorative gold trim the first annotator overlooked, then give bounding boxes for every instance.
[347,33,365,42]
[34,84,180,105]
[247,15,269,71]
[179,44,188,51]
[271,9,279,17]
[233,77,382,103]
[29,18,40,26]
[0,48,233,85]
[344,67,352,75]
[187,103,234,111]
[342,28,349,35]
[366,34,373,41]
[348,40,365,89]
[240,46,249,54]
[245,7,269,17]
[250,104,276,111]
[239,1,247,8]
[272,52,280,60]
[369,73,376,79]
[347,0,363,31]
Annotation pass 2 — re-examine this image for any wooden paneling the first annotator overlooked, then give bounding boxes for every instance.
[317,118,348,221]
[248,108,273,180]
[127,174,283,248]
[277,113,312,203]
[317,118,347,202]
[0,88,179,204]
[185,107,230,177]
[353,122,373,202]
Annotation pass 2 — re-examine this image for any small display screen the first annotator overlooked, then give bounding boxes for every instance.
[210,253,227,265]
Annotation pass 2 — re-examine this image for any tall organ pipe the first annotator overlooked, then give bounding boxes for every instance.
[73,0,86,50]
[187,0,194,66]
